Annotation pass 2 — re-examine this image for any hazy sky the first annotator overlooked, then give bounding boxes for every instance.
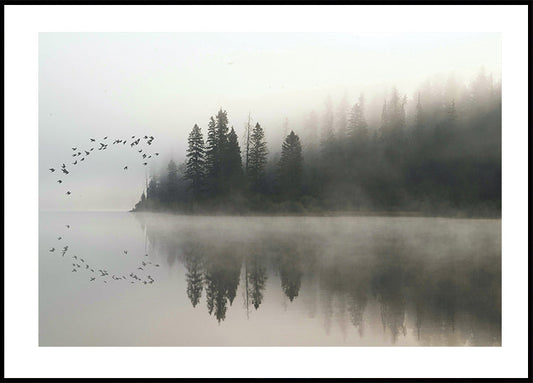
[39,32,501,211]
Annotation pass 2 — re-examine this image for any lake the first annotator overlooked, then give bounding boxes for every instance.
[39,212,501,346]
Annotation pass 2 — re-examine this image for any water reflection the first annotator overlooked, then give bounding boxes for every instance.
[136,214,501,346]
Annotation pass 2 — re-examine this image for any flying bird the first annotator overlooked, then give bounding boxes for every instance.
[49,168,55,172]
[90,138,95,142]
[124,166,128,170]
[66,225,70,228]
[138,149,142,153]
[155,153,159,156]
[90,277,95,281]
[103,136,108,140]
[57,180,62,183]
[124,250,128,254]
[72,147,77,151]
[143,162,147,166]
[66,191,71,195]
[80,158,85,161]
[57,236,62,240]
[73,160,77,165]
[85,151,90,155]
[49,248,55,252]
[62,169,69,174]
[62,163,66,168]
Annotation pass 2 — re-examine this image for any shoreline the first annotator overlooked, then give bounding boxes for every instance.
[129,209,501,220]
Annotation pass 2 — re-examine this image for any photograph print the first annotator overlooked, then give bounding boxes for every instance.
[39,31,502,347]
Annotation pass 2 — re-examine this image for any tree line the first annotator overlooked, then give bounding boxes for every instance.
[133,71,501,216]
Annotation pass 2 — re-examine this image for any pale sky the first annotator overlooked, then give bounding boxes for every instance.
[39,32,501,211]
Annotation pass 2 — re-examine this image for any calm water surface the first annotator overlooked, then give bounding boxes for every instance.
[39,212,501,346]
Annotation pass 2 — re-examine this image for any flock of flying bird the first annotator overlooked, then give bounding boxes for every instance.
[48,228,160,285]
[48,134,159,196]
[47,134,161,285]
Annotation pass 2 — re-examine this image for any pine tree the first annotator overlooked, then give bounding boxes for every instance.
[166,159,179,204]
[215,109,229,149]
[205,109,230,197]
[243,113,252,174]
[223,127,243,192]
[248,122,268,193]
[184,124,206,200]
[278,131,303,199]
[205,116,218,194]
[347,94,368,142]
[147,175,159,202]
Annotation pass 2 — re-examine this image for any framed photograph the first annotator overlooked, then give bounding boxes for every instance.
[4,3,529,380]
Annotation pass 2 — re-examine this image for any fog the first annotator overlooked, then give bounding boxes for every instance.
[40,211,501,346]
[39,32,500,211]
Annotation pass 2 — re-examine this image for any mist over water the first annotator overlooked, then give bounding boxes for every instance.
[40,212,500,346]
[38,32,502,348]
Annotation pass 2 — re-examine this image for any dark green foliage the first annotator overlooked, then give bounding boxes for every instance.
[204,251,241,322]
[147,176,159,200]
[247,123,268,193]
[184,124,205,199]
[205,116,217,185]
[134,73,501,217]
[185,250,204,308]
[277,131,303,200]
[223,127,243,191]
[245,254,267,310]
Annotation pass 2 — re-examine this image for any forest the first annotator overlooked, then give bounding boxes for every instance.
[132,71,501,216]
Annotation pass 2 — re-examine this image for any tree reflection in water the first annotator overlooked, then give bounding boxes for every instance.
[245,252,267,310]
[136,214,500,345]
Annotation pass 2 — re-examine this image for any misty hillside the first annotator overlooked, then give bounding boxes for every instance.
[133,70,501,217]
